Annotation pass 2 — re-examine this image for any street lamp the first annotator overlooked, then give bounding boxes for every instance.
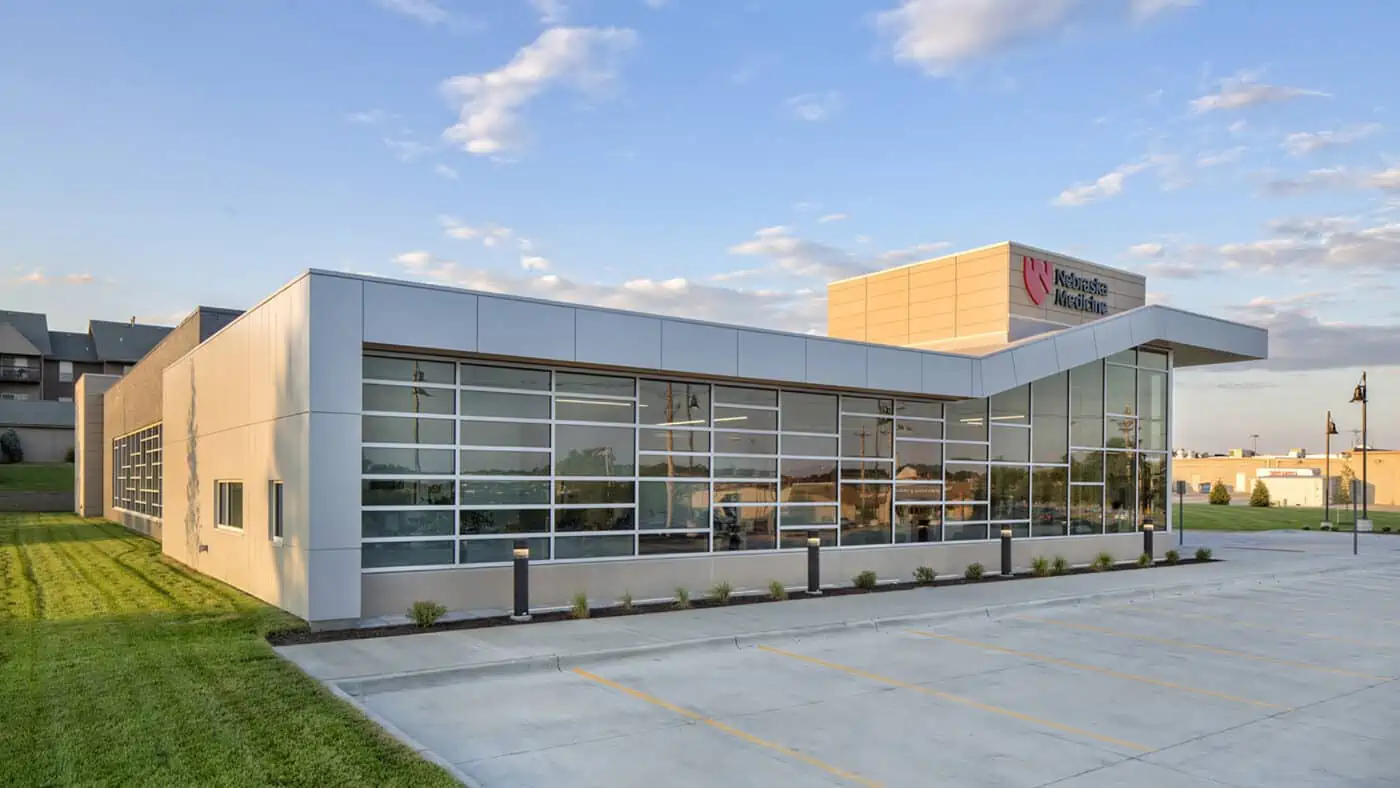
[1349,372,1369,540]
[1323,411,1338,529]
[1250,433,1260,455]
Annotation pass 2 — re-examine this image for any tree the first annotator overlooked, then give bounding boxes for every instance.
[1208,480,1231,505]
[0,429,22,463]
[1249,479,1271,508]
[1336,466,1354,505]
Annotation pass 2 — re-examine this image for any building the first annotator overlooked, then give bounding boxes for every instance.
[76,242,1267,628]
[0,310,173,461]
[1174,451,1400,506]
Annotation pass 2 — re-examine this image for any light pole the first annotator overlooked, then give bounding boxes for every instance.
[1323,411,1338,529]
[1250,433,1260,455]
[1350,372,1369,538]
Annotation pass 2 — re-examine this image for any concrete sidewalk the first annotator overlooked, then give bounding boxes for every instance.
[277,532,1397,690]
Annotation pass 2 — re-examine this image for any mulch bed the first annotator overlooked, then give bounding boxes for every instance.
[267,557,1215,647]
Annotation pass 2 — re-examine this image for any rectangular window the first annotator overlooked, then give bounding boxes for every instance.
[1070,362,1104,448]
[1031,372,1069,464]
[58,360,74,382]
[639,380,710,426]
[216,481,244,530]
[269,481,284,541]
[990,466,1030,521]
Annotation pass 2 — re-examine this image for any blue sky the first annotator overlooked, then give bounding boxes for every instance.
[3,0,1397,452]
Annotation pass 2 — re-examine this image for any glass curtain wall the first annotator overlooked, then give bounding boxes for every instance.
[360,349,1170,570]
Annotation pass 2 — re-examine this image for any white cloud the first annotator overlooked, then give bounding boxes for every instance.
[1126,242,1165,258]
[1196,146,1244,167]
[1130,0,1196,22]
[728,226,872,280]
[1139,261,1203,279]
[376,0,452,26]
[818,213,849,223]
[1052,160,1152,206]
[12,269,95,286]
[383,134,435,161]
[520,255,551,271]
[872,242,951,266]
[786,92,843,122]
[1227,119,1248,135]
[441,26,636,156]
[1190,70,1328,113]
[345,109,391,125]
[876,0,1078,76]
[1281,123,1382,156]
[441,216,517,245]
[433,163,459,180]
[528,0,568,24]
[1264,166,1400,196]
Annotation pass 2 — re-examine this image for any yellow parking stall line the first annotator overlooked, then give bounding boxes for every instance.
[1011,616,1388,680]
[755,645,1151,753]
[905,629,1286,710]
[1108,605,1396,649]
[570,668,882,788]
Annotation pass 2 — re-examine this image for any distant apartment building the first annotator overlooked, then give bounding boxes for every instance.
[0,310,174,461]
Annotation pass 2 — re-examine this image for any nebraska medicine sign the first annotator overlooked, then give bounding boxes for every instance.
[1022,256,1109,316]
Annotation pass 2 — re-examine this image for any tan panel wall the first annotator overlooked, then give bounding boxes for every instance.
[1009,243,1146,328]
[74,374,118,518]
[1174,452,1398,506]
[361,532,1163,618]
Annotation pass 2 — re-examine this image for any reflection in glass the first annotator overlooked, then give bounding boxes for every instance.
[364,356,454,385]
[1070,485,1104,535]
[639,380,710,427]
[989,385,1029,424]
[897,420,942,440]
[1105,452,1135,533]
[1138,369,1167,451]
[460,420,550,448]
[839,483,892,545]
[990,466,1030,520]
[1069,362,1104,447]
[1138,454,1166,529]
[895,441,941,481]
[714,406,778,431]
[461,537,550,563]
[362,510,455,538]
[839,460,892,480]
[555,534,636,559]
[779,505,838,526]
[362,479,454,506]
[946,399,988,441]
[362,541,454,568]
[460,363,550,391]
[1138,349,1168,370]
[945,463,989,501]
[555,371,633,398]
[555,425,635,476]
[363,416,455,445]
[556,480,635,505]
[946,441,989,461]
[896,400,943,420]
[459,508,551,535]
[713,455,778,478]
[639,533,709,555]
[714,431,778,455]
[714,481,778,504]
[945,522,989,541]
[1071,450,1104,483]
[713,505,776,550]
[1105,364,1136,415]
[780,529,836,549]
[459,479,549,506]
[782,435,839,456]
[555,398,635,423]
[637,481,709,529]
[639,453,710,478]
[639,429,710,453]
[895,504,941,543]
[556,507,635,532]
[1107,350,1137,366]
[842,396,893,415]
[364,384,455,415]
[459,390,551,420]
[362,447,454,475]
[841,416,894,458]
[714,385,776,407]
[781,391,838,433]
[1032,466,1068,536]
[780,458,838,503]
[990,427,1030,463]
[1031,372,1069,463]
[460,450,550,476]
[1106,416,1137,450]
[896,483,943,502]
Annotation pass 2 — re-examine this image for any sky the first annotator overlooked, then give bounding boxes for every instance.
[2,0,1397,454]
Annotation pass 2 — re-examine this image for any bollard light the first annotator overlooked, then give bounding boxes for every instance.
[807,533,822,596]
[1143,523,1154,558]
[1000,528,1013,577]
[511,543,532,622]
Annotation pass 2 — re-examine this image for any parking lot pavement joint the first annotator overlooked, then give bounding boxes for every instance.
[323,682,486,788]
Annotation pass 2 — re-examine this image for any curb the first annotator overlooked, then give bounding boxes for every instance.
[325,682,483,787]
[331,559,1386,697]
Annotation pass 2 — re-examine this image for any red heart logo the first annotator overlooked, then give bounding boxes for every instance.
[1023,255,1052,306]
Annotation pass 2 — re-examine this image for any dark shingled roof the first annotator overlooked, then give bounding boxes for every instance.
[88,320,172,363]
[47,330,99,362]
[0,310,53,355]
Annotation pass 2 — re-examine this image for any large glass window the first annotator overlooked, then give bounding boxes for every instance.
[989,385,1029,425]
[1105,364,1137,416]
[839,483,892,545]
[639,380,710,427]
[1031,372,1069,464]
[1032,467,1068,537]
[1070,486,1104,535]
[1105,452,1135,532]
[990,466,1029,521]
[1138,370,1168,451]
[1138,454,1166,529]
[1069,362,1104,448]
[946,399,988,442]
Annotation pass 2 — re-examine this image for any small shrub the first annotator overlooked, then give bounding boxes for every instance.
[852,570,878,590]
[768,580,788,600]
[1137,552,1153,568]
[913,566,936,585]
[1030,556,1049,577]
[710,581,733,604]
[1384,527,1393,533]
[1051,555,1069,576]
[1249,479,1271,508]
[570,592,590,620]
[1302,525,1311,531]
[964,562,984,582]
[1164,549,1180,565]
[619,590,634,612]
[408,600,447,628]
[1092,552,1115,572]
[0,429,22,463]
[1208,481,1230,505]
[1195,547,1213,562]
[64,446,75,463]
[1321,524,1332,531]
[674,586,691,609]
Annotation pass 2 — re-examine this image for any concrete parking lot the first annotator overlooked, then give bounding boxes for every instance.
[283,534,1400,787]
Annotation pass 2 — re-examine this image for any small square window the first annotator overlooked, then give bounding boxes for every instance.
[216,481,244,530]
[59,361,74,382]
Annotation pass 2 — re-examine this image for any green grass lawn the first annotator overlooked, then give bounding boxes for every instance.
[0,462,74,492]
[0,512,456,786]
[1180,503,1400,532]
